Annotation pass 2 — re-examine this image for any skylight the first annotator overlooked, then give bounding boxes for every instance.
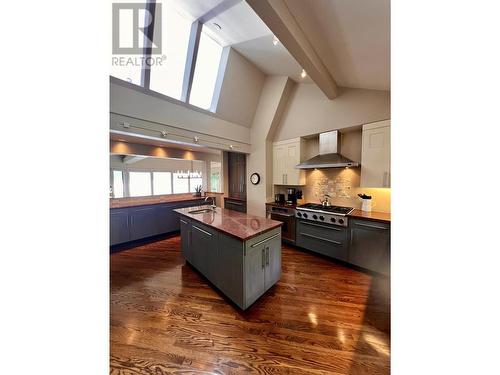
[110,1,226,113]
[189,26,223,110]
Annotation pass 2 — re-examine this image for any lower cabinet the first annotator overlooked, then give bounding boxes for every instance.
[129,206,157,241]
[244,230,281,307]
[180,221,281,310]
[110,199,205,246]
[190,221,218,281]
[180,217,192,260]
[296,220,349,262]
[349,219,390,275]
[110,209,130,245]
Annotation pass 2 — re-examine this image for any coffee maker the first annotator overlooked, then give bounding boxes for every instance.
[286,188,297,205]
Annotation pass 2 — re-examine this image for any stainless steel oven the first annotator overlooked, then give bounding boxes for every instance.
[266,204,296,243]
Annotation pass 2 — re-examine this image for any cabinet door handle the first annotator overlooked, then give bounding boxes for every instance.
[193,225,212,236]
[180,219,187,224]
[300,232,342,246]
[266,246,269,266]
[250,233,280,247]
[228,200,243,206]
[282,173,285,184]
[354,222,388,230]
[262,248,265,269]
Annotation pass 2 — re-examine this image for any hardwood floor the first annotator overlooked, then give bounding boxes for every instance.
[110,235,390,375]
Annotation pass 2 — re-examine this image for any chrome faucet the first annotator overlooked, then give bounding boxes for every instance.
[204,196,216,210]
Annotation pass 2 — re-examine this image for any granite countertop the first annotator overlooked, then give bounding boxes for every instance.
[110,194,206,209]
[175,206,282,241]
[349,209,391,223]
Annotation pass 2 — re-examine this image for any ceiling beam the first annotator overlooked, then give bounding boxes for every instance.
[245,0,338,99]
[122,155,147,164]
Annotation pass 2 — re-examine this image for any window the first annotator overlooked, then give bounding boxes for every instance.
[189,171,203,193]
[129,171,151,197]
[112,170,124,198]
[173,172,189,193]
[149,2,192,99]
[110,2,226,112]
[189,26,223,110]
[210,161,221,192]
[153,172,172,195]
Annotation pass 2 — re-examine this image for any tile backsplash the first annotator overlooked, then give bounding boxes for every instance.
[275,167,391,213]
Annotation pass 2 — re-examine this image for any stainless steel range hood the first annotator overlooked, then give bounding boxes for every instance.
[296,131,360,169]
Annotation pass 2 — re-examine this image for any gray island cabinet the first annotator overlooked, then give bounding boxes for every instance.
[175,206,282,310]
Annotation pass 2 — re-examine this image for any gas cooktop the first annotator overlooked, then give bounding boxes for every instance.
[295,203,354,226]
[297,203,354,215]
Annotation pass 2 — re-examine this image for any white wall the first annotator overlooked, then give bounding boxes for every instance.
[246,76,295,217]
[273,84,390,141]
[216,49,266,127]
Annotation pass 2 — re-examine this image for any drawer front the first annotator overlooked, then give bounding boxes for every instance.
[297,220,348,242]
[245,227,281,251]
[225,198,247,213]
[296,220,349,261]
[350,218,390,232]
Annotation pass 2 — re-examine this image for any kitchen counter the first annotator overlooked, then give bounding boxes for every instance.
[349,209,391,223]
[266,202,390,223]
[110,194,206,209]
[175,205,282,241]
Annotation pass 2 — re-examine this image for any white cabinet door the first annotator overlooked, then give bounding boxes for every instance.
[361,120,391,188]
[273,139,305,186]
[273,145,286,184]
[285,143,305,185]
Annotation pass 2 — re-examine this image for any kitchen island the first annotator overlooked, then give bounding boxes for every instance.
[174,206,282,310]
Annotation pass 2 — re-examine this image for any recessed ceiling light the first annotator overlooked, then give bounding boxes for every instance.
[213,23,222,30]
[301,69,307,79]
[272,35,279,46]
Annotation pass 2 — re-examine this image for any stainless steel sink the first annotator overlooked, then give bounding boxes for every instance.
[188,208,215,214]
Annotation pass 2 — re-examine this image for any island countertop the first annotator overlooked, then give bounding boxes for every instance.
[174,206,282,241]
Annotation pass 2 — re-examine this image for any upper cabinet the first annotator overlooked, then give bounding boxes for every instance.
[273,138,306,185]
[361,120,391,188]
[228,152,247,199]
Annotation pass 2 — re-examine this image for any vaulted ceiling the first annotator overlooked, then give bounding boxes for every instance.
[169,0,390,95]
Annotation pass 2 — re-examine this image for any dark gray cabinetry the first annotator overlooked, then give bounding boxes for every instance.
[224,197,247,213]
[179,217,192,260]
[244,229,282,307]
[216,235,244,304]
[110,199,205,246]
[349,219,390,275]
[129,206,157,241]
[155,203,179,234]
[180,221,281,310]
[110,209,130,245]
[228,152,246,200]
[190,221,218,281]
[296,220,349,261]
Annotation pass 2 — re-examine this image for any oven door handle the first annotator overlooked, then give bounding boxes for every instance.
[270,212,295,218]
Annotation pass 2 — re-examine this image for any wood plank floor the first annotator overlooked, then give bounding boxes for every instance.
[110,235,390,375]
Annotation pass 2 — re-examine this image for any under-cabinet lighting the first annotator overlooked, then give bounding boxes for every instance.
[301,69,307,79]
[272,35,279,46]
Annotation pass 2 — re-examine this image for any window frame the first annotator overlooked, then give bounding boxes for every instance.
[110,168,205,198]
[110,0,229,113]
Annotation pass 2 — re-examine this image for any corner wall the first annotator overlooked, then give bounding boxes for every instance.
[246,76,295,217]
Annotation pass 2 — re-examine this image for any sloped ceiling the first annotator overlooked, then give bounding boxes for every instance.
[283,0,390,90]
